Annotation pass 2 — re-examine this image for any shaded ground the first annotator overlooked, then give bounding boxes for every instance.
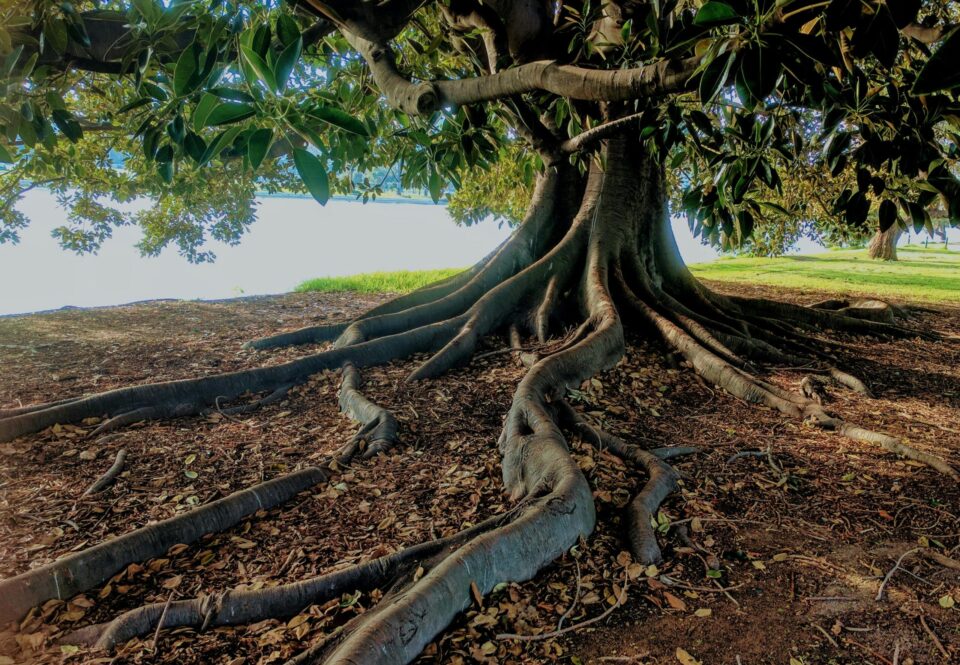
[0,281,958,665]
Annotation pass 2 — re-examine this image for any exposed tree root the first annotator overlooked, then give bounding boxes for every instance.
[81,448,127,496]
[0,467,326,624]
[216,383,294,416]
[336,363,398,461]
[2,134,954,664]
[554,400,695,563]
[66,508,516,650]
[0,396,84,419]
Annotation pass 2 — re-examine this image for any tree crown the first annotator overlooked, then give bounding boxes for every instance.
[1,0,957,259]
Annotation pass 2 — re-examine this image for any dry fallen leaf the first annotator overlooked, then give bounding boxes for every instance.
[663,592,688,611]
[161,575,183,589]
[676,647,702,665]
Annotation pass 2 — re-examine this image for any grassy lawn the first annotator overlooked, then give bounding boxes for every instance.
[296,246,959,304]
[688,246,960,304]
[296,268,464,294]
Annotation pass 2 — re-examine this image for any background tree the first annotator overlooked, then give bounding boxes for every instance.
[1,1,960,663]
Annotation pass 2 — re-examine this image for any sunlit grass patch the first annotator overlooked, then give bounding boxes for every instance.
[296,268,465,294]
[690,247,960,304]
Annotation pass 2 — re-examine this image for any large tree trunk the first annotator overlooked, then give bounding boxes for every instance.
[1,130,954,665]
[867,226,902,260]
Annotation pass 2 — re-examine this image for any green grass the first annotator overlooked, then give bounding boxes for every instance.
[689,246,960,304]
[295,268,465,294]
[295,246,958,305]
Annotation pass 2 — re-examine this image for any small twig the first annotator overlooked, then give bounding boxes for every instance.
[812,623,839,648]
[659,575,744,594]
[713,578,740,607]
[726,448,771,464]
[152,592,175,652]
[557,556,582,631]
[474,345,539,361]
[892,640,900,665]
[497,575,628,642]
[876,548,920,601]
[923,549,960,571]
[919,614,949,661]
[82,449,128,496]
[846,638,894,665]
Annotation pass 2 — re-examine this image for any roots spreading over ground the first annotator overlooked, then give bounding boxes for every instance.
[1,135,955,664]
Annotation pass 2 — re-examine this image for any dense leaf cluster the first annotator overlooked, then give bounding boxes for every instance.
[0,0,957,259]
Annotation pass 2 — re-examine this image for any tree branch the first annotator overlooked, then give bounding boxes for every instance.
[346,29,699,115]
[560,112,644,153]
[902,22,953,44]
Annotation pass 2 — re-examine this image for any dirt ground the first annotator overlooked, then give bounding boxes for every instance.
[0,282,958,665]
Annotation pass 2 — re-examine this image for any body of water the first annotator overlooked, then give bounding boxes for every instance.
[1,189,933,316]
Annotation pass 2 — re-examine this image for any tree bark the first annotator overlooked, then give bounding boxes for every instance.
[867,226,902,261]
[1,128,953,665]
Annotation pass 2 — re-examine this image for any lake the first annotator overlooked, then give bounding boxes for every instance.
[0,190,813,316]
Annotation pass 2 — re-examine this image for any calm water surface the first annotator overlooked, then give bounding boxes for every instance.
[0,190,763,316]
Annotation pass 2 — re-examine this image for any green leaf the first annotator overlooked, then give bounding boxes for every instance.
[183,132,207,163]
[131,0,161,24]
[117,97,152,114]
[173,44,199,96]
[276,14,301,47]
[293,148,329,205]
[200,126,243,165]
[699,51,734,104]
[693,2,740,27]
[240,45,277,92]
[45,18,69,55]
[158,159,174,184]
[912,26,960,95]
[51,109,82,142]
[878,199,897,232]
[305,105,368,137]
[735,47,780,108]
[428,170,443,203]
[204,102,256,127]
[2,45,24,78]
[247,127,273,169]
[209,87,256,103]
[141,81,169,102]
[192,93,219,131]
[274,37,302,91]
[0,143,14,163]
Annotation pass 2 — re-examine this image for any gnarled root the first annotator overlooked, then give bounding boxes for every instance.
[336,363,398,461]
[0,467,326,624]
[81,448,127,496]
[554,400,696,564]
[66,509,514,650]
[2,135,953,665]
[615,270,958,481]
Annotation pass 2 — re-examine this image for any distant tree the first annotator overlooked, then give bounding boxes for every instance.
[1,2,960,662]
[867,224,903,259]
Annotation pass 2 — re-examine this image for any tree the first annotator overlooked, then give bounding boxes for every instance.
[867,224,903,259]
[1,1,960,662]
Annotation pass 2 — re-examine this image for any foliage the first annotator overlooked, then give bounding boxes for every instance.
[0,0,959,260]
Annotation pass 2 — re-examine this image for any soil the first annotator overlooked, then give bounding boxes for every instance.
[0,282,958,665]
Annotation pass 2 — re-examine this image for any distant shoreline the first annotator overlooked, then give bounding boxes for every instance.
[258,192,446,205]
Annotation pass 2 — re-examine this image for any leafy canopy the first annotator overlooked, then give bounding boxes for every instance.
[0,0,958,259]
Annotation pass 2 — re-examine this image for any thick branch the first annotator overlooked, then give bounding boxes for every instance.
[346,29,699,114]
